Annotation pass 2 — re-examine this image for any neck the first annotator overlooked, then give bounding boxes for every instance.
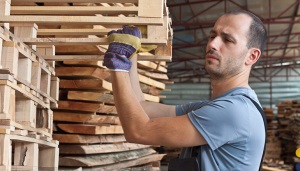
[210,71,250,99]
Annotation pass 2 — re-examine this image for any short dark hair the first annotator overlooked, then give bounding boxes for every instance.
[224,10,267,54]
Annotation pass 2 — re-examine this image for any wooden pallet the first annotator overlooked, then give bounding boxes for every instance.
[0,0,173,61]
[0,78,54,136]
[0,132,59,171]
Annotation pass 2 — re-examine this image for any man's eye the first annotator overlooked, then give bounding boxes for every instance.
[225,39,233,42]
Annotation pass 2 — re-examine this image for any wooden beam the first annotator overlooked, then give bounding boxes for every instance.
[57,101,117,114]
[12,0,138,3]
[59,79,111,91]
[57,123,123,135]
[59,148,156,166]
[67,91,115,104]
[42,54,172,62]
[37,28,118,36]
[53,111,120,125]
[52,134,126,144]
[0,16,163,25]
[59,143,150,154]
[19,37,166,45]
[55,67,110,80]
[138,0,163,18]
[11,6,138,15]
[80,154,165,170]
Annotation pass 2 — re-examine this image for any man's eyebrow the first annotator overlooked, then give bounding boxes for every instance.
[221,32,236,42]
[209,30,217,34]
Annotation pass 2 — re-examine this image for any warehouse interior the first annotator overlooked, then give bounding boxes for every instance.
[0,0,299,170]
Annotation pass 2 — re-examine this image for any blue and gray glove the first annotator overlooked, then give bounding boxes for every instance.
[104,26,141,72]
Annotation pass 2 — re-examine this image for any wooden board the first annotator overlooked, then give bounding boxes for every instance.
[57,101,117,114]
[55,67,110,80]
[0,16,163,25]
[52,134,125,144]
[59,143,150,154]
[59,148,156,166]
[81,154,165,171]
[11,6,138,15]
[59,79,112,91]
[67,91,114,104]
[53,111,120,125]
[140,83,162,96]
[138,69,168,80]
[57,123,123,135]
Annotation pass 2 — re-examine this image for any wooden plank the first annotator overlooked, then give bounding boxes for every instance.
[138,74,165,90]
[20,37,166,45]
[67,91,114,104]
[14,142,39,169]
[0,134,11,170]
[2,41,19,76]
[50,77,59,101]
[57,123,123,135]
[59,148,156,166]
[43,54,171,62]
[57,101,117,114]
[59,79,111,91]
[140,83,162,96]
[38,29,119,36]
[15,99,37,128]
[81,154,165,171]
[138,0,163,18]
[55,67,110,80]
[138,61,167,73]
[0,16,163,25]
[59,143,150,154]
[39,146,59,170]
[0,0,11,30]
[12,0,138,3]
[53,111,120,125]
[63,61,104,68]
[52,134,125,144]
[11,6,138,15]
[0,85,15,119]
[138,69,168,80]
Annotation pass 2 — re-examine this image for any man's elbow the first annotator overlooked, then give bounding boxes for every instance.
[124,132,146,144]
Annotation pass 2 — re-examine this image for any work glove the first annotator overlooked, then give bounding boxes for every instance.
[104,26,141,72]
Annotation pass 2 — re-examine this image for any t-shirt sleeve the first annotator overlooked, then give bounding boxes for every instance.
[188,98,249,150]
[176,101,208,116]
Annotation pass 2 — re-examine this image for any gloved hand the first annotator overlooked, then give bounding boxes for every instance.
[104,26,141,72]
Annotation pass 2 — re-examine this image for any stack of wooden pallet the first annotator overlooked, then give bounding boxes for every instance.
[277,100,298,165]
[0,0,172,170]
[285,101,300,166]
[264,108,282,161]
[0,24,59,170]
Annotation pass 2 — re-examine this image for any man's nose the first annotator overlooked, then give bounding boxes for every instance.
[207,37,221,52]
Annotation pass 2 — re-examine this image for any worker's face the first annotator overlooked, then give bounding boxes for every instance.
[205,14,252,80]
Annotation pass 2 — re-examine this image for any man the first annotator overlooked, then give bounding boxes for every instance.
[103,9,267,170]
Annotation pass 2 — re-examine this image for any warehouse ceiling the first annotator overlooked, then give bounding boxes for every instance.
[166,0,300,83]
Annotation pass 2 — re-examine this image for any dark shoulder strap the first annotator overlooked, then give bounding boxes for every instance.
[242,95,266,171]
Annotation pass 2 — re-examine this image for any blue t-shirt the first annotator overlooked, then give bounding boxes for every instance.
[176,87,265,171]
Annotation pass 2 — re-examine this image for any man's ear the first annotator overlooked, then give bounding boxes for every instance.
[246,48,261,65]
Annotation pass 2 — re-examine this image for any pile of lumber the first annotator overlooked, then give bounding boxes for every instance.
[54,60,167,170]
[285,101,300,166]
[264,108,282,161]
[277,100,298,165]
[0,0,173,170]
[0,24,59,170]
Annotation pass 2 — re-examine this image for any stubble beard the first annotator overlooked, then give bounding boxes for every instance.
[205,56,245,81]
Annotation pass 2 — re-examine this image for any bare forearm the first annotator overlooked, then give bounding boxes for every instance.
[129,56,176,118]
[111,72,149,139]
